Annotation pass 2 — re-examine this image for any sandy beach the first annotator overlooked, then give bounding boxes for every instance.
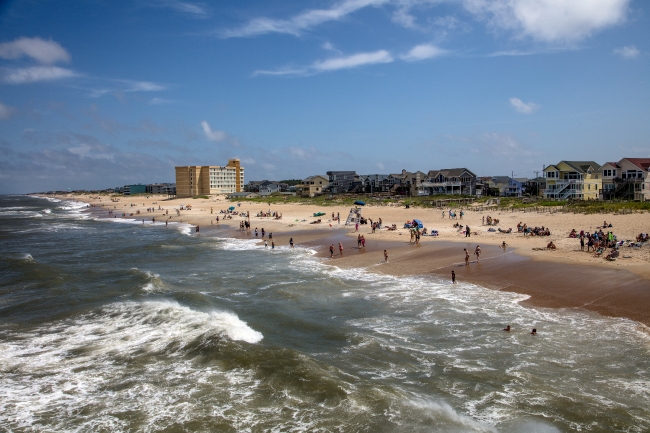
[57,193,650,326]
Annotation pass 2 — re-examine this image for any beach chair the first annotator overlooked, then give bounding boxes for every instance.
[593,247,604,257]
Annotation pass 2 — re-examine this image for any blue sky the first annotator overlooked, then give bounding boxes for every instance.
[0,0,648,193]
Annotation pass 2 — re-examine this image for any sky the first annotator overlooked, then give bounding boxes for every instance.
[0,0,648,193]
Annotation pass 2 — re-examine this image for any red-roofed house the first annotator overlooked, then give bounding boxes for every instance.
[601,158,650,201]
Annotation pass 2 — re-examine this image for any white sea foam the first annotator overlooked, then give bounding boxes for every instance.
[0,299,264,430]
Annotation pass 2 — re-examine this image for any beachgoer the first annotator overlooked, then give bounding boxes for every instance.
[465,225,470,238]
[196,225,199,233]
[460,211,464,220]
[355,222,359,232]
[501,241,507,249]
[580,236,585,251]
[503,325,511,331]
[475,245,481,262]
[384,249,388,262]
[451,270,456,284]
[330,244,334,258]
[531,328,537,335]
[290,238,294,248]
[255,228,258,237]
[361,236,365,248]
[358,234,362,248]
[482,216,485,225]
[339,242,344,256]
[264,240,268,248]
[271,241,275,249]
[464,248,469,265]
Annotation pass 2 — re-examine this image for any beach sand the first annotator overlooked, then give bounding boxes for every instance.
[57,193,650,326]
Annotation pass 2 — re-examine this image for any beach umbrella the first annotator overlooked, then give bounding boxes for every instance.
[354,200,365,206]
[413,219,423,228]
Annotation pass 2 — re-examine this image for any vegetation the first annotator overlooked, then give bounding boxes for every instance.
[228,193,650,214]
[193,195,210,199]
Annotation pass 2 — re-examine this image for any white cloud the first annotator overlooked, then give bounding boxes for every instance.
[201,120,226,142]
[509,97,539,114]
[122,80,166,92]
[2,66,79,84]
[463,0,630,42]
[221,0,388,38]
[0,101,14,119]
[148,97,173,105]
[0,37,71,64]
[314,50,393,71]
[479,132,538,157]
[256,49,394,76]
[377,162,385,169]
[67,143,114,160]
[240,157,256,165]
[614,45,639,59]
[262,163,276,170]
[171,2,209,18]
[401,43,447,61]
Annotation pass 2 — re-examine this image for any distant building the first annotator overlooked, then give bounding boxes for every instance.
[326,171,357,194]
[123,184,146,195]
[601,158,650,201]
[388,169,426,196]
[175,159,244,198]
[146,183,176,195]
[296,175,329,197]
[259,182,282,196]
[488,176,526,197]
[543,161,601,200]
[359,174,390,193]
[419,168,478,196]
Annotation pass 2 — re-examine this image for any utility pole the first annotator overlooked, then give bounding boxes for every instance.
[534,170,540,196]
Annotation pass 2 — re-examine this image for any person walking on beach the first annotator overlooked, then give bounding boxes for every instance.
[482,216,485,225]
[337,212,340,224]
[264,240,268,248]
[451,270,456,284]
[361,235,365,248]
[355,222,359,232]
[255,228,258,237]
[330,244,334,258]
[384,249,388,262]
[460,210,464,220]
[464,248,469,265]
[475,245,481,262]
[465,225,470,238]
[272,241,275,249]
[290,238,294,248]
[339,242,344,256]
[358,234,362,248]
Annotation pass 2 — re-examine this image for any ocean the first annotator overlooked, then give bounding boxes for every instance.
[1,195,649,432]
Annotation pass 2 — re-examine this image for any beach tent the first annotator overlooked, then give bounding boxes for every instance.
[228,206,235,211]
[413,219,423,229]
[354,200,365,206]
[313,212,326,217]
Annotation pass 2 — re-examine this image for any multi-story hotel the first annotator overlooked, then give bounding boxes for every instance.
[175,159,244,198]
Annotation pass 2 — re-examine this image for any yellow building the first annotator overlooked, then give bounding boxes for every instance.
[543,161,602,200]
[175,159,244,198]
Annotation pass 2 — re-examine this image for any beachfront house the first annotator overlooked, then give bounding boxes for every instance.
[601,158,650,201]
[358,174,390,193]
[175,159,244,198]
[487,176,526,197]
[258,182,282,196]
[543,161,602,200]
[419,168,478,196]
[388,169,426,196]
[296,175,329,197]
[523,177,546,196]
[326,171,357,194]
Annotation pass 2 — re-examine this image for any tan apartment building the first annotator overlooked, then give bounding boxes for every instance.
[175,159,244,198]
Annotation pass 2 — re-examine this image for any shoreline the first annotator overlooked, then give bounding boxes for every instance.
[47,193,650,327]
